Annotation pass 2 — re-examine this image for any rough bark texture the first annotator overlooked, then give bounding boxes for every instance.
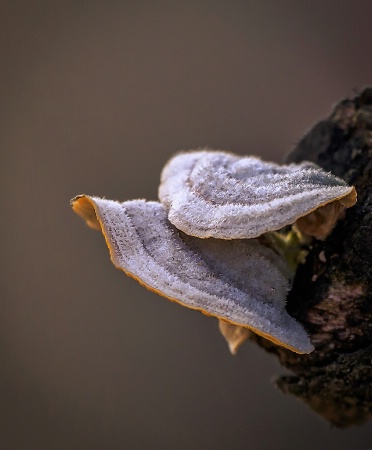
[250,89,372,428]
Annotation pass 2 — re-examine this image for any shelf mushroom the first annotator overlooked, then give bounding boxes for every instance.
[158,151,356,240]
[72,196,314,354]
[71,150,356,354]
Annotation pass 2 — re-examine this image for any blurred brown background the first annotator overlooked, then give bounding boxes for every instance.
[1,1,372,449]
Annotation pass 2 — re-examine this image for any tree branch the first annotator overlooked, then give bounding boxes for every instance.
[249,88,372,428]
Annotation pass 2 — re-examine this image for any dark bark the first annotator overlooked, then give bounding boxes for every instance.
[250,88,372,428]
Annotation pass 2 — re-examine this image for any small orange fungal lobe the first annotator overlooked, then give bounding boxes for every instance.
[296,187,356,240]
[218,320,252,355]
[339,187,357,207]
[71,195,101,230]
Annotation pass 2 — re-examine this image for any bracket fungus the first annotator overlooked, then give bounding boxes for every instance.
[158,151,356,240]
[71,150,356,355]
